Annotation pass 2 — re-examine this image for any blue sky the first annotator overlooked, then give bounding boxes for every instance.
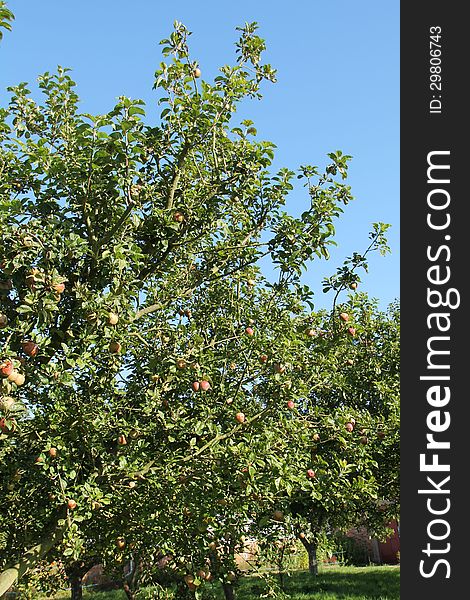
[1,1,399,310]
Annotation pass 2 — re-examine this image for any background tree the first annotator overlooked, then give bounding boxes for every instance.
[277,297,400,575]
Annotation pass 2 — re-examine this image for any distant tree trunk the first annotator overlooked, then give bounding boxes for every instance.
[298,535,319,576]
[69,571,83,600]
[66,558,99,600]
[122,554,140,600]
[123,582,136,600]
[276,540,286,589]
[222,582,235,600]
[307,542,318,576]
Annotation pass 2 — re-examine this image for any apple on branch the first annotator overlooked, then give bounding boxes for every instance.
[0,360,14,378]
[235,412,245,424]
[200,380,211,391]
[22,340,39,357]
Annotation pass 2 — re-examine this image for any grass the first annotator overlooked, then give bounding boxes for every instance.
[41,565,400,599]
[243,566,400,599]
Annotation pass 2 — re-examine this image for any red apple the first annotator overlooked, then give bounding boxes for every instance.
[360,436,368,445]
[192,381,200,392]
[193,67,201,78]
[287,400,295,410]
[345,422,354,432]
[312,433,320,442]
[200,380,211,391]
[109,341,121,354]
[0,417,16,433]
[0,360,14,378]
[305,328,316,337]
[184,574,196,590]
[117,434,127,446]
[347,327,356,336]
[273,362,285,374]
[340,312,349,322]
[115,537,126,549]
[67,499,77,510]
[245,327,254,336]
[22,340,39,357]
[260,354,268,363]
[306,469,316,479]
[48,447,57,458]
[350,282,358,290]
[173,211,185,223]
[176,359,187,369]
[0,314,8,328]
[198,569,211,581]
[235,412,245,424]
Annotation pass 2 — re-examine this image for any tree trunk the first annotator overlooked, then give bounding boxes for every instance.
[276,546,286,590]
[222,582,235,600]
[298,534,319,576]
[66,559,99,600]
[122,554,139,600]
[307,542,318,576]
[123,582,136,600]
[69,572,83,600]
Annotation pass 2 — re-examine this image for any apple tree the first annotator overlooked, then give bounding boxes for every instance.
[266,295,400,575]
[0,19,392,600]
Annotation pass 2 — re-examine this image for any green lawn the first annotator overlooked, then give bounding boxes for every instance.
[45,565,400,599]
[243,566,400,599]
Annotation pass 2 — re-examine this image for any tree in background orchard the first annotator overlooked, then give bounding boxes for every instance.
[261,295,400,576]
[0,14,393,600]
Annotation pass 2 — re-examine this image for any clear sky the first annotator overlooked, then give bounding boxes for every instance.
[1,1,399,311]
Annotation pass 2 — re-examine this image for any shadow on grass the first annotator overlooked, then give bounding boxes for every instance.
[242,567,400,600]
